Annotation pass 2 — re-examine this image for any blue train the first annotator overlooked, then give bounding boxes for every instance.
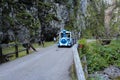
[58,30,74,47]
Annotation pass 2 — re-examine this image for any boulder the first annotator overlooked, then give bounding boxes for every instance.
[104,66,120,79]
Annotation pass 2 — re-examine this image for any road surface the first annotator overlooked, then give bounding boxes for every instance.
[0,45,73,80]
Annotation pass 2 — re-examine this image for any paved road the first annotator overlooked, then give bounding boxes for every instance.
[0,45,73,80]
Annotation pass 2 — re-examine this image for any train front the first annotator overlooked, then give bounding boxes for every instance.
[58,30,73,47]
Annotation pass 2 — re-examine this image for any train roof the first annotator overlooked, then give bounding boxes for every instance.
[60,30,71,33]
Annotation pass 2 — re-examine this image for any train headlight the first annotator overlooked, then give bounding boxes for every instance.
[61,39,67,44]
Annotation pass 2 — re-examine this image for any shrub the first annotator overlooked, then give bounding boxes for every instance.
[79,40,120,73]
[78,38,87,45]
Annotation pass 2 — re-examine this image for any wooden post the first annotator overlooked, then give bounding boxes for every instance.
[26,43,29,54]
[15,44,18,58]
[0,44,3,63]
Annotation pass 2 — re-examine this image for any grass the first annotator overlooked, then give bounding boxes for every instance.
[114,76,120,80]
[70,64,77,80]
[2,46,15,55]
[44,41,54,47]
[1,41,54,61]
[33,41,54,48]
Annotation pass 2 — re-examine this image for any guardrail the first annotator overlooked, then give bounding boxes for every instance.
[0,43,30,64]
[72,44,86,80]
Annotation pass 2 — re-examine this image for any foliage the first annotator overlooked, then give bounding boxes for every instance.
[65,3,76,31]
[81,29,94,39]
[64,19,74,31]
[78,38,87,45]
[54,0,68,4]
[38,1,52,10]
[45,14,57,22]
[16,11,34,27]
[73,0,81,16]
[0,0,56,43]
[82,0,106,38]
[79,40,120,74]
[110,8,120,37]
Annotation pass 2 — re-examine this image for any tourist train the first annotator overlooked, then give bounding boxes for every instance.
[58,30,74,47]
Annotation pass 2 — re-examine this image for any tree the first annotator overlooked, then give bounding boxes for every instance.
[104,0,117,38]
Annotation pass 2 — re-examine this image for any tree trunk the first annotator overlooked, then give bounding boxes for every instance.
[104,1,117,38]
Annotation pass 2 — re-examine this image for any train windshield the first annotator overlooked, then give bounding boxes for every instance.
[61,33,70,38]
